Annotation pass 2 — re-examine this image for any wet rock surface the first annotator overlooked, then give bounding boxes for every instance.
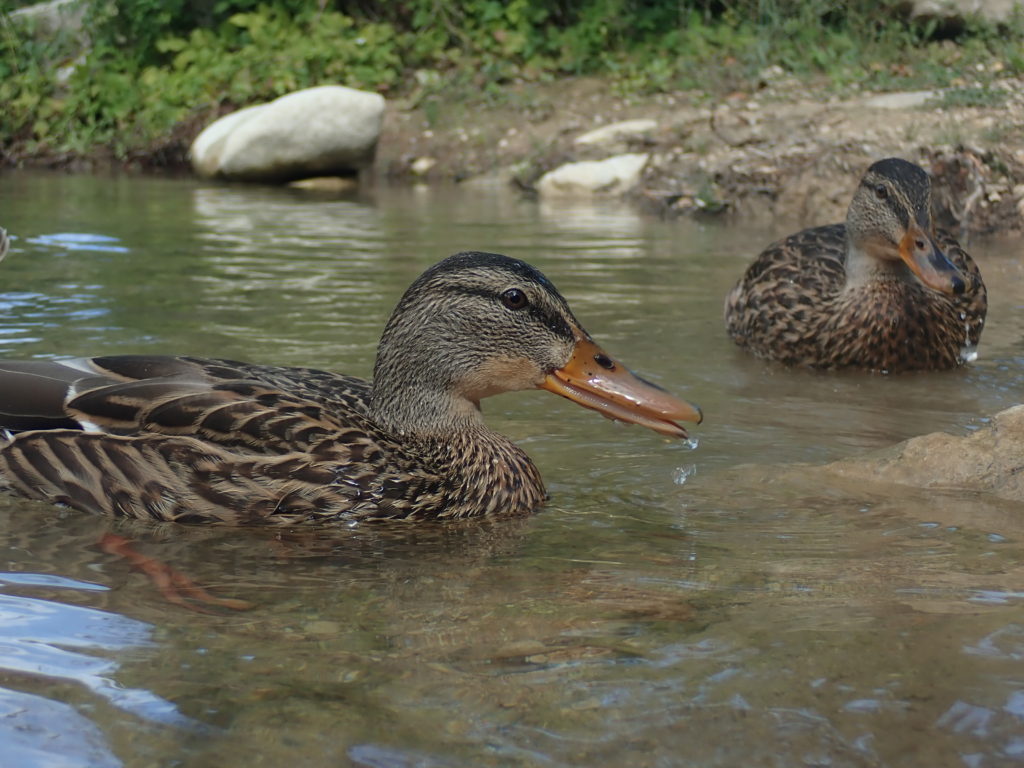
[813,405,1024,501]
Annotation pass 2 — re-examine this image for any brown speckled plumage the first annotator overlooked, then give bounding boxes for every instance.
[724,158,987,372]
[0,249,699,525]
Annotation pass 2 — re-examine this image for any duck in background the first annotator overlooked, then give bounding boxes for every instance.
[724,157,986,372]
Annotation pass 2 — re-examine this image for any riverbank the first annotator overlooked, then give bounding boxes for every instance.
[376,74,1024,235]
[5,72,1023,236]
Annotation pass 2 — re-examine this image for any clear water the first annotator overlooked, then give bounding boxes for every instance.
[0,171,1023,767]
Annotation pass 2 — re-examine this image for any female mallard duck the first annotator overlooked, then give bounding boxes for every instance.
[724,157,986,372]
[0,246,701,525]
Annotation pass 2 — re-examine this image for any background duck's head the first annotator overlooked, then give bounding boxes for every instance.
[845,157,965,295]
[371,251,701,438]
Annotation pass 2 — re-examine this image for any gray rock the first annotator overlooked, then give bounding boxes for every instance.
[10,0,84,37]
[189,85,385,183]
[536,153,649,198]
[819,405,1024,501]
[910,0,1023,24]
[574,119,658,149]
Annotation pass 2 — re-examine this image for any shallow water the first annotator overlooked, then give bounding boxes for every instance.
[0,171,1023,767]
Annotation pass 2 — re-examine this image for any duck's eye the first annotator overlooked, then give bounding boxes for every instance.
[874,183,888,200]
[501,288,529,310]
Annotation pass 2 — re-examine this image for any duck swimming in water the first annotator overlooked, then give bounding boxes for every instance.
[724,157,986,372]
[0,239,701,525]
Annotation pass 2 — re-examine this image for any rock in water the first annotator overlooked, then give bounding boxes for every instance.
[821,405,1024,501]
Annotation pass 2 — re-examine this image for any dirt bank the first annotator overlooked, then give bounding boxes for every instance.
[377,75,1024,236]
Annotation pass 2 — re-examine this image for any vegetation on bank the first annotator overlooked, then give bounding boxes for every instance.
[1,0,1023,165]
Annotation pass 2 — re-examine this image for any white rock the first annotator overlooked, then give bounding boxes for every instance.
[536,154,649,198]
[863,90,940,109]
[410,157,437,176]
[574,119,657,148]
[189,85,385,183]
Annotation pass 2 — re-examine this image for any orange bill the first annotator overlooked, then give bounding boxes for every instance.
[898,224,966,295]
[539,332,702,439]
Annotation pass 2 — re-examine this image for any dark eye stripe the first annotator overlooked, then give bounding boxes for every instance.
[443,285,574,340]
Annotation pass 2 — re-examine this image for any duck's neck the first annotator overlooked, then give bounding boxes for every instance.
[367,381,547,518]
[844,241,914,289]
[369,379,484,438]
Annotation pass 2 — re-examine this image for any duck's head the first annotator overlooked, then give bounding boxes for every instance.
[371,251,701,439]
[846,158,965,295]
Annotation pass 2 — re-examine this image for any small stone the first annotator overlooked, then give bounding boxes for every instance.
[574,119,657,148]
[288,177,358,193]
[536,153,649,198]
[410,156,437,176]
[863,91,940,109]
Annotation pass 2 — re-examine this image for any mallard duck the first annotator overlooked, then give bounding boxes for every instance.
[724,157,987,371]
[0,248,701,525]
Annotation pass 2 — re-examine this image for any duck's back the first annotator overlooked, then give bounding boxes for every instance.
[0,354,550,523]
[0,355,443,524]
[724,223,848,367]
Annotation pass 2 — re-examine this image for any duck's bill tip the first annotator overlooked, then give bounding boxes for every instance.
[539,335,701,440]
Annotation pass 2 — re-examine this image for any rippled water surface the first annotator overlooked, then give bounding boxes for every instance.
[1,171,1023,767]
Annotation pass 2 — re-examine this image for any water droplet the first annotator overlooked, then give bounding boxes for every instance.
[673,464,697,485]
[682,436,699,451]
[959,343,978,363]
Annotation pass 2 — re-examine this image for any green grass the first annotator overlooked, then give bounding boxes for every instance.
[933,85,1010,109]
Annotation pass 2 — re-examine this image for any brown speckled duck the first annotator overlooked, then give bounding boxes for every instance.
[724,158,986,372]
[0,244,701,525]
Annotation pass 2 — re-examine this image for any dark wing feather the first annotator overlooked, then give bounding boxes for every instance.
[90,355,373,415]
[0,355,374,453]
[67,377,352,454]
[0,360,97,430]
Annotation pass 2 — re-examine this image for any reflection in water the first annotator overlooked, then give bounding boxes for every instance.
[0,569,199,766]
[0,688,121,768]
[26,233,131,253]
[0,574,194,728]
[0,172,1022,766]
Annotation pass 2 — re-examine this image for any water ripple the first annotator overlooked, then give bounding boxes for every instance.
[0,587,195,728]
[26,233,130,253]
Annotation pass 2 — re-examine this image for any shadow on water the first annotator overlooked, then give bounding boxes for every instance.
[0,172,1023,766]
